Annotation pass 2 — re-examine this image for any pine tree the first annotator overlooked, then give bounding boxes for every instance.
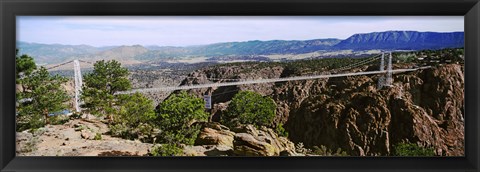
[17,67,70,131]
[222,91,276,128]
[156,91,209,145]
[110,93,157,142]
[81,60,131,119]
[15,49,37,83]
[116,92,156,125]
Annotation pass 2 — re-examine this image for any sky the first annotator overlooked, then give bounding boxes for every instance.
[17,16,464,47]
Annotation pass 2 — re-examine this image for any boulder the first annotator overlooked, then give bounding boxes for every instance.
[193,123,297,156]
[234,133,276,156]
[195,122,235,147]
[232,125,297,156]
[80,131,90,139]
[183,145,234,156]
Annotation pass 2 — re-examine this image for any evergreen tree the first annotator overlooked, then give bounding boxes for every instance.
[15,49,37,82]
[156,91,209,145]
[110,93,157,142]
[81,60,131,119]
[17,67,70,131]
[116,93,156,125]
[222,91,276,128]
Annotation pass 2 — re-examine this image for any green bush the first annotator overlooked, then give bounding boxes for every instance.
[393,142,436,156]
[16,113,44,132]
[275,124,288,137]
[312,145,349,156]
[109,123,130,138]
[50,115,70,125]
[133,123,158,142]
[94,133,102,140]
[116,93,156,125]
[149,144,183,156]
[222,91,276,128]
[69,112,82,120]
[110,122,157,142]
[156,91,209,145]
[109,93,157,142]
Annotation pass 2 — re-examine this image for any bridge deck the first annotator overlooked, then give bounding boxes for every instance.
[116,67,428,94]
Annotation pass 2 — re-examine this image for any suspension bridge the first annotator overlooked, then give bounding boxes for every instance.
[43,59,92,113]
[116,52,428,94]
[44,52,430,113]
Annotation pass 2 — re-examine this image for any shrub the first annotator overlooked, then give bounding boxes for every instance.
[393,142,436,156]
[69,112,82,119]
[149,144,183,156]
[94,133,102,140]
[131,123,157,143]
[275,124,289,137]
[312,145,349,156]
[295,142,311,154]
[19,136,39,153]
[16,114,44,132]
[109,123,130,138]
[50,115,70,125]
[222,91,276,128]
[156,91,209,145]
[109,93,158,142]
[116,93,156,125]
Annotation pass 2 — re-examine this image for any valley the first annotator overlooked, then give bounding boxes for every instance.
[17,47,465,156]
[15,28,465,157]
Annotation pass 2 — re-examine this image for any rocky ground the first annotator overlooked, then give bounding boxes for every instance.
[16,119,301,156]
[16,118,153,156]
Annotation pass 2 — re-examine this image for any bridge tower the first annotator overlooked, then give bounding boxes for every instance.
[377,52,385,89]
[73,60,83,112]
[385,52,393,86]
[378,52,393,89]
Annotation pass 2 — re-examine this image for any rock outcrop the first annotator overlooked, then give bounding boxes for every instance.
[16,119,153,156]
[192,123,298,156]
[195,122,235,147]
[285,64,464,156]
[181,63,464,156]
[390,64,464,156]
[232,125,297,156]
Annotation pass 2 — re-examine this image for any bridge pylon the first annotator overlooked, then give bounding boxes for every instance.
[385,52,393,86]
[378,52,393,89]
[73,60,83,113]
[377,52,386,89]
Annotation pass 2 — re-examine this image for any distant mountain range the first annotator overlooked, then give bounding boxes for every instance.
[17,31,464,65]
[334,31,464,50]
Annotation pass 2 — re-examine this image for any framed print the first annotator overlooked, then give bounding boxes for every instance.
[1,0,479,172]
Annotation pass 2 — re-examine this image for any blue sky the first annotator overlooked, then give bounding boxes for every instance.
[17,16,464,47]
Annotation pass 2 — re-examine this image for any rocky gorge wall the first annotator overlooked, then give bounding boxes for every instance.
[179,63,465,156]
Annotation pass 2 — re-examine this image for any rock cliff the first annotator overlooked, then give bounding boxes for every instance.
[180,63,464,156]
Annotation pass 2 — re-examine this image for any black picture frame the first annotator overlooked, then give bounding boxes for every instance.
[1,0,479,172]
